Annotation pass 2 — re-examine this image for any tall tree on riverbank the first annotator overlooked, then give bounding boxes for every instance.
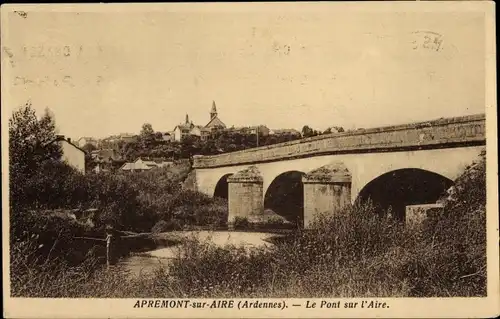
[9,102,62,207]
[9,102,62,175]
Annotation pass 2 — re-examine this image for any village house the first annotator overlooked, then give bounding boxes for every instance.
[91,148,121,162]
[204,101,227,131]
[47,135,86,174]
[228,125,270,137]
[119,133,139,143]
[190,125,212,141]
[93,162,110,174]
[77,137,100,148]
[120,158,173,172]
[90,148,122,173]
[160,132,173,142]
[173,114,195,142]
[101,133,138,144]
[172,101,227,142]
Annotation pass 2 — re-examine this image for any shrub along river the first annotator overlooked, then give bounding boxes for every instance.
[120,231,287,276]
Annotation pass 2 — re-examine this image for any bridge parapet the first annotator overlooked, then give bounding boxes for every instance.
[193,114,486,169]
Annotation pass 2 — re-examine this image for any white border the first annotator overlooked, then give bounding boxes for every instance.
[2,2,498,318]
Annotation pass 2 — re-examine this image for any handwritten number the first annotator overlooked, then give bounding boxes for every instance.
[412,40,418,50]
[423,35,431,49]
[413,32,443,52]
[63,46,71,57]
[434,37,443,51]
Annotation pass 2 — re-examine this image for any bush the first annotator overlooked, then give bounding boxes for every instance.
[11,160,159,233]
[166,149,486,298]
[152,219,183,233]
[249,213,294,230]
[168,237,275,297]
[402,150,487,296]
[10,209,104,267]
[10,234,167,298]
[151,220,170,233]
[233,217,251,230]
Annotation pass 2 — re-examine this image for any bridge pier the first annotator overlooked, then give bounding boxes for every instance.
[227,166,263,228]
[302,162,352,228]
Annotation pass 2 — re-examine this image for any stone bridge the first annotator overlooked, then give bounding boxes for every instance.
[190,114,486,228]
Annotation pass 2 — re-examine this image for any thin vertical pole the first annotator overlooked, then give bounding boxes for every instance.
[256,126,259,147]
[106,233,111,268]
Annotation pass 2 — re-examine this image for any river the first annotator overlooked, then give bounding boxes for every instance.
[120,231,285,277]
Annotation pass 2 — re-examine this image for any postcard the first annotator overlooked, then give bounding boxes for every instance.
[1,2,498,318]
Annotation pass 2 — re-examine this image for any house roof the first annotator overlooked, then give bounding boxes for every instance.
[120,163,133,170]
[120,161,154,171]
[174,122,195,131]
[134,158,164,168]
[205,116,226,129]
[46,136,86,154]
[192,125,211,132]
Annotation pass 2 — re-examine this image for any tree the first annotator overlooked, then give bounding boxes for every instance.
[180,135,202,158]
[200,139,219,155]
[9,102,62,177]
[81,143,97,153]
[9,102,63,208]
[85,152,98,173]
[324,126,345,134]
[140,123,154,137]
[301,125,316,138]
[154,132,163,141]
[139,123,155,149]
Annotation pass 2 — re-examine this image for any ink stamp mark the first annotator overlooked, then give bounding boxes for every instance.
[411,31,443,52]
[3,46,15,67]
[14,10,27,19]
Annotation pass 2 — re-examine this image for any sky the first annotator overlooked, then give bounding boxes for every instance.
[2,4,487,139]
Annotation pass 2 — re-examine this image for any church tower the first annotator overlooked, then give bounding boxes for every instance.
[210,101,217,120]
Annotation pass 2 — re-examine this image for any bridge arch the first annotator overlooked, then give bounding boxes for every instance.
[355,168,453,221]
[213,173,234,199]
[263,170,306,226]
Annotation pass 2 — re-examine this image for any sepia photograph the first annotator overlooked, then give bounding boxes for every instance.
[1,2,498,318]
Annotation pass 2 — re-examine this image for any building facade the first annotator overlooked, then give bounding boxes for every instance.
[120,158,173,172]
[50,136,86,174]
[77,137,99,148]
[172,101,227,142]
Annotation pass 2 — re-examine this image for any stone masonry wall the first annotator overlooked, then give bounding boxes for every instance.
[303,183,351,228]
[228,182,263,223]
[193,114,485,168]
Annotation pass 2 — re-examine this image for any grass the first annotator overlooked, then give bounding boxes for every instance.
[10,152,487,298]
[10,198,485,298]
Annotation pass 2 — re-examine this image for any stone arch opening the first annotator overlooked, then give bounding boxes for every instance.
[213,173,233,199]
[356,168,453,221]
[264,171,305,227]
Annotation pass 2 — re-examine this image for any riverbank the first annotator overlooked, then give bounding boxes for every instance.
[122,230,288,276]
